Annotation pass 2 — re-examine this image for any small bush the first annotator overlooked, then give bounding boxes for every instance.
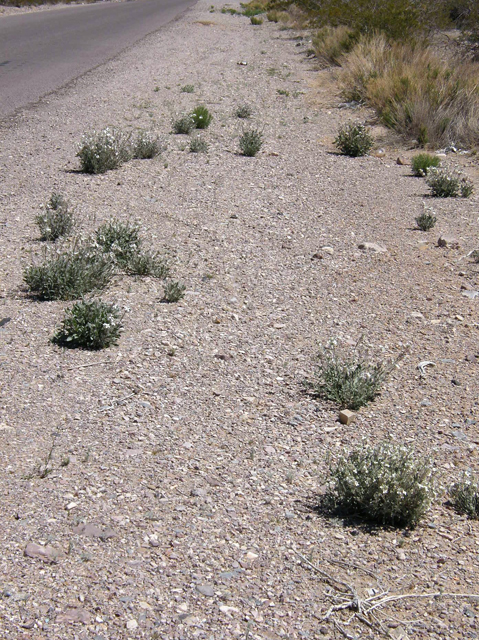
[173,116,195,134]
[190,105,213,129]
[250,15,263,24]
[334,122,373,156]
[411,153,441,177]
[426,167,474,198]
[181,84,195,93]
[24,244,113,301]
[234,104,253,119]
[77,127,131,174]
[132,131,164,159]
[415,206,437,231]
[190,137,209,153]
[277,88,290,96]
[449,472,479,520]
[95,220,141,269]
[52,299,122,350]
[242,1,264,17]
[312,342,390,410]
[162,280,186,302]
[239,129,263,156]
[221,6,238,15]
[125,250,170,279]
[36,192,74,241]
[325,441,436,527]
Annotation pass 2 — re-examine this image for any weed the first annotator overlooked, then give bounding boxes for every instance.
[24,243,113,301]
[221,6,238,15]
[162,280,186,302]
[277,88,290,96]
[311,341,392,410]
[239,129,263,156]
[242,1,264,17]
[191,105,213,129]
[52,299,122,350]
[449,472,479,519]
[190,137,209,153]
[125,250,170,279]
[173,116,195,134]
[324,441,437,528]
[95,220,141,269]
[77,127,131,174]
[415,205,437,231]
[181,84,195,93]
[250,15,263,24]
[334,122,373,157]
[234,104,253,119]
[411,153,441,177]
[36,192,74,241]
[132,131,164,159]
[469,249,479,263]
[426,167,474,198]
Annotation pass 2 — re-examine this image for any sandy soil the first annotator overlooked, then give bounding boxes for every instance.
[0,1,478,639]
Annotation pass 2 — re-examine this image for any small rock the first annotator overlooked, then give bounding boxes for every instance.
[219,605,239,616]
[196,584,215,597]
[126,619,138,630]
[373,148,385,157]
[73,523,116,540]
[437,236,459,249]
[65,502,78,511]
[311,252,323,260]
[321,246,334,255]
[24,542,64,564]
[461,283,475,291]
[285,511,295,520]
[420,399,432,407]
[191,487,207,497]
[462,290,479,299]
[264,446,276,455]
[358,242,387,253]
[240,551,258,568]
[396,550,406,561]
[339,409,356,425]
[20,621,35,629]
[56,608,91,624]
[396,156,409,165]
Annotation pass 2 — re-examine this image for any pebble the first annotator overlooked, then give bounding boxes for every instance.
[24,542,64,564]
[126,619,138,630]
[339,409,356,425]
[56,608,91,624]
[73,523,116,540]
[196,584,215,597]
[358,242,387,253]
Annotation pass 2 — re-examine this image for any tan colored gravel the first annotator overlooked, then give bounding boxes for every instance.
[0,1,478,639]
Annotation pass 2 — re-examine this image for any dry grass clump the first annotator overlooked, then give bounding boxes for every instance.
[339,34,479,148]
[312,25,358,67]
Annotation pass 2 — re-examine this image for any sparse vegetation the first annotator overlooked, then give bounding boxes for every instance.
[324,441,437,527]
[77,127,131,174]
[181,84,195,93]
[449,472,479,519]
[426,167,474,198]
[173,116,195,134]
[24,244,113,301]
[234,104,253,119]
[190,137,209,153]
[277,88,290,96]
[242,1,264,17]
[312,342,391,410]
[250,15,263,25]
[125,250,170,278]
[36,192,74,241]
[52,299,123,350]
[190,105,213,129]
[411,153,441,177]
[132,131,164,159]
[313,25,358,67]
[334,122,373,157]
[162,280,186,302]
[415,205,437,231]
[239,129,263,156]
[95,220,141,269]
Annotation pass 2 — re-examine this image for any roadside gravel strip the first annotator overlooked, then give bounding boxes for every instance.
[0,1,478,638]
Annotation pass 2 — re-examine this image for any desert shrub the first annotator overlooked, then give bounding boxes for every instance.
[242,1,265,17]
[190,137,209,153]
[221,6,239,15]
[415,206,437,231]
[277,88,290,96]
[52,299,122,350]
[163,280,186,302]
[426,167,474,197]
[132,131,164,159]
[239,129,263,156]
[190,105,213,129]
[95,220,141,269]
[251,15,263,24]
[125,250,170,279]
[325,441,436,527]
[24,244,113,301]
[181,84,195,93]
[36,192,74,241]
[77,127,131,174]
[173,116,195,134]
[334,122,373,156]
[411,153,441,177]
[313,25,358,67]
[312,342,390,410]
[235,104,253,118]
[339,34,479,148]
[449,472,479,519]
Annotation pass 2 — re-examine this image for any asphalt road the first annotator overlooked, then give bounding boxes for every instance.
[0,0,196,117]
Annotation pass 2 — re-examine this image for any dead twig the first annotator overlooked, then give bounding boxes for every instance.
[66,360,110,371]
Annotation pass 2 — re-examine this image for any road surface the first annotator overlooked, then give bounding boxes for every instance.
[0,0,196,117]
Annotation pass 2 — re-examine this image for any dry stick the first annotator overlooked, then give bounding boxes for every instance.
[293,549,357,598]
[66,360,111,371]
[365,591,479,615]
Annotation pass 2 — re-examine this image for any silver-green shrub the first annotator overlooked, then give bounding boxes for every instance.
[239,129,263,156]
[52,300,122,350]
[449,472,479,520]
[77,127,131,174]
[334,122,373,157]
[426,167,473,198]
[132,131,165,159]
[36,192,74,241]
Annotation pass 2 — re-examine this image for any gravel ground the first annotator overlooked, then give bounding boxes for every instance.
[0,1,478,639]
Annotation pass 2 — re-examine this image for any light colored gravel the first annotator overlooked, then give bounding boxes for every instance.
[0,2,478,639]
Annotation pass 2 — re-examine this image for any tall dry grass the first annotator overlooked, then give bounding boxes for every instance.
[312,25,358,67]
[339,33,479,147]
